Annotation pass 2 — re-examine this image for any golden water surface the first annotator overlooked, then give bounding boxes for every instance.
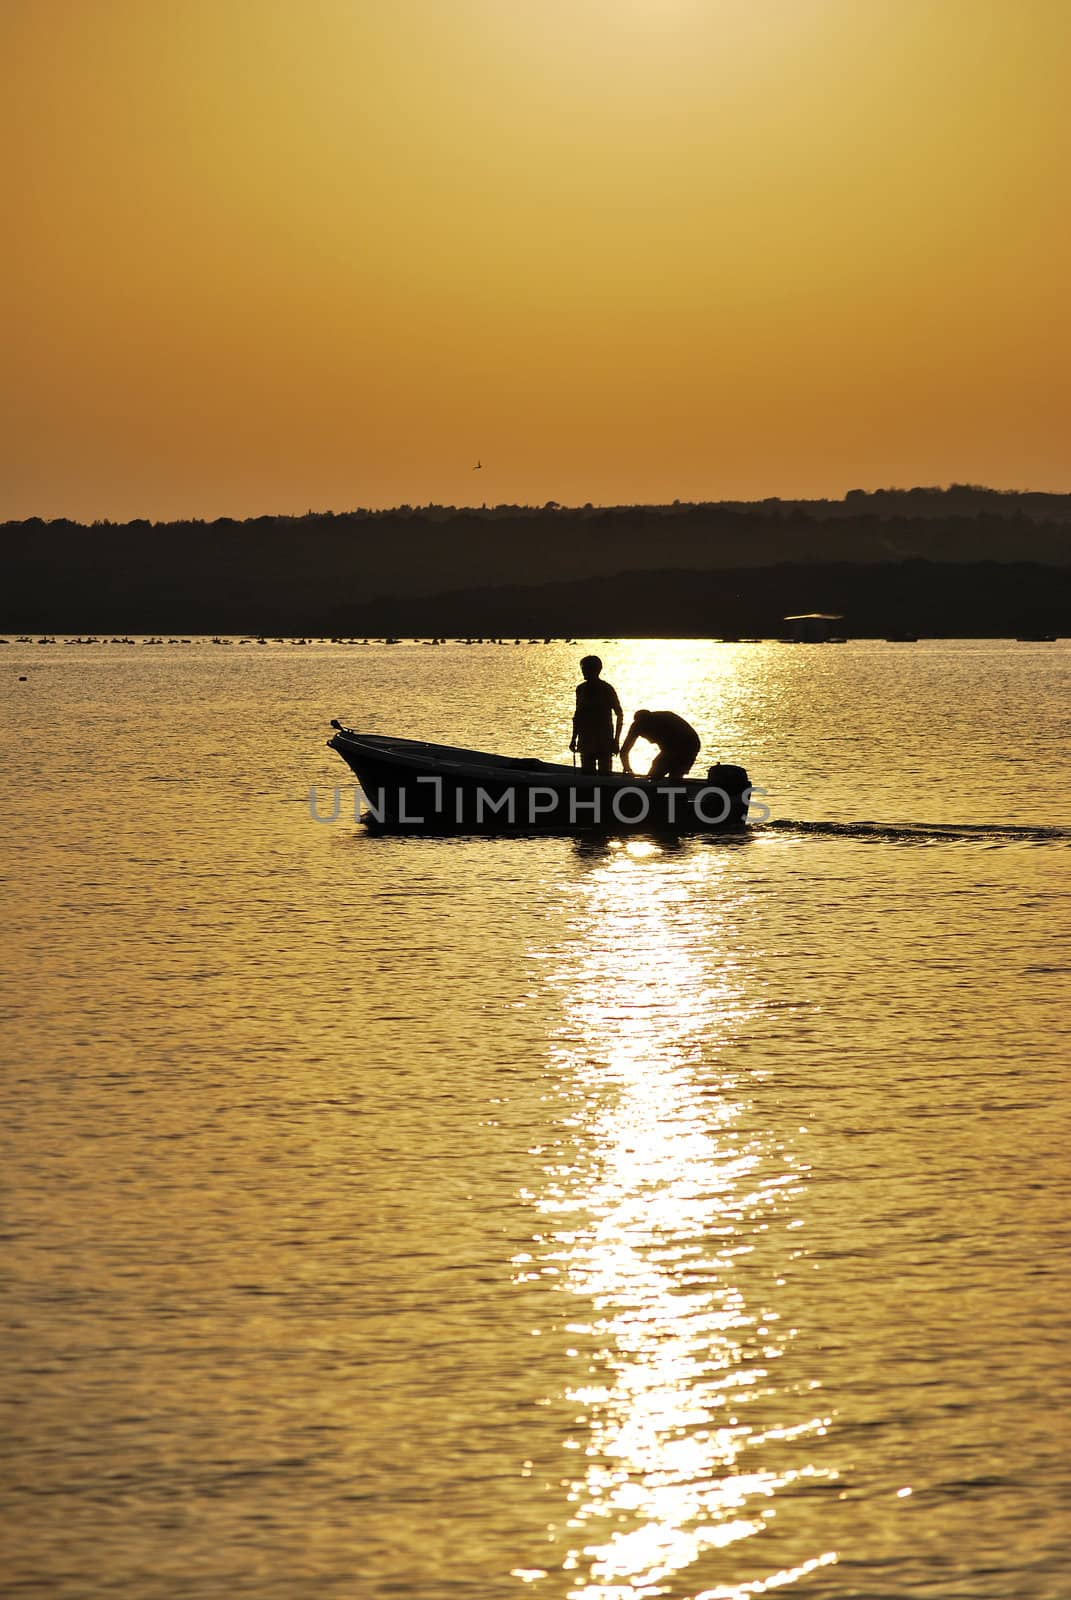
[2,640,1069,1598]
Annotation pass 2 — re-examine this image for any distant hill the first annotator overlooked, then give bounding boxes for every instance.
[3,487,1069,632]
[331,562,1070,641]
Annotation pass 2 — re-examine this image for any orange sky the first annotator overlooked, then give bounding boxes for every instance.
[3,0,1068,521]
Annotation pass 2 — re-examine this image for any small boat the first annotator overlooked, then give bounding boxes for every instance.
[327,725,752,833]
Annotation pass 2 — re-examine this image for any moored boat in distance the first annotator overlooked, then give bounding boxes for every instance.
[327,726,753,834]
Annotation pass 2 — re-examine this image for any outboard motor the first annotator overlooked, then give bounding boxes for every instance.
[707,762,751,825]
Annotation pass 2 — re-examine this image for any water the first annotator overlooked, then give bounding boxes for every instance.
[2,639,1069,1598]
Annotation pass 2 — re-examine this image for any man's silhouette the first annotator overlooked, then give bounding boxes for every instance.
[570,655,623,775]
[620,709,701,780]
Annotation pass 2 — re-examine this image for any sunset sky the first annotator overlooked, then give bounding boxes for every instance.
[3,0,1068,522]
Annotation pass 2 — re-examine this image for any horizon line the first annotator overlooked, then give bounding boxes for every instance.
[5,482,1071,530]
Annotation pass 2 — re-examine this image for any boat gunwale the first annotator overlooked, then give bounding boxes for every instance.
[328,729,722,793]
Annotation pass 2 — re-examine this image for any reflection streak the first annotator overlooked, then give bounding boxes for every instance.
[521,842,836,1597]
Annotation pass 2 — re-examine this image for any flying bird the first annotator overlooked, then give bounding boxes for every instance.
[473,459,483,470]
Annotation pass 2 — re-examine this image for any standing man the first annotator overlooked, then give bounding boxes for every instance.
[570,655,623,775]
[620,709,701,780]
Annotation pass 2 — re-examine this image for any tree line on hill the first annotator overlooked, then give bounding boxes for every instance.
[3,488,1068,634]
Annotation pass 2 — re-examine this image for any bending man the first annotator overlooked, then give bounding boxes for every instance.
[620,709,701,780]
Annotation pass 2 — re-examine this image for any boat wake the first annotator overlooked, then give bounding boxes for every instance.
[758,819,1071,845]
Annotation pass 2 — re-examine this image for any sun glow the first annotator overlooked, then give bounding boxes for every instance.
[3,0,1067,518]
[518,842,837,1596]
[591,639,759,778]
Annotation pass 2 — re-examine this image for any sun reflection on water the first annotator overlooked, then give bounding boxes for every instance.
[519,840,837,1598]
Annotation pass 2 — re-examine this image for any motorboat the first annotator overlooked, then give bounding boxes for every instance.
[326,724,752,833]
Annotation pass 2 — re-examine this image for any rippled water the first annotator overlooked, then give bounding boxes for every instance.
[2,639,1069,1598]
